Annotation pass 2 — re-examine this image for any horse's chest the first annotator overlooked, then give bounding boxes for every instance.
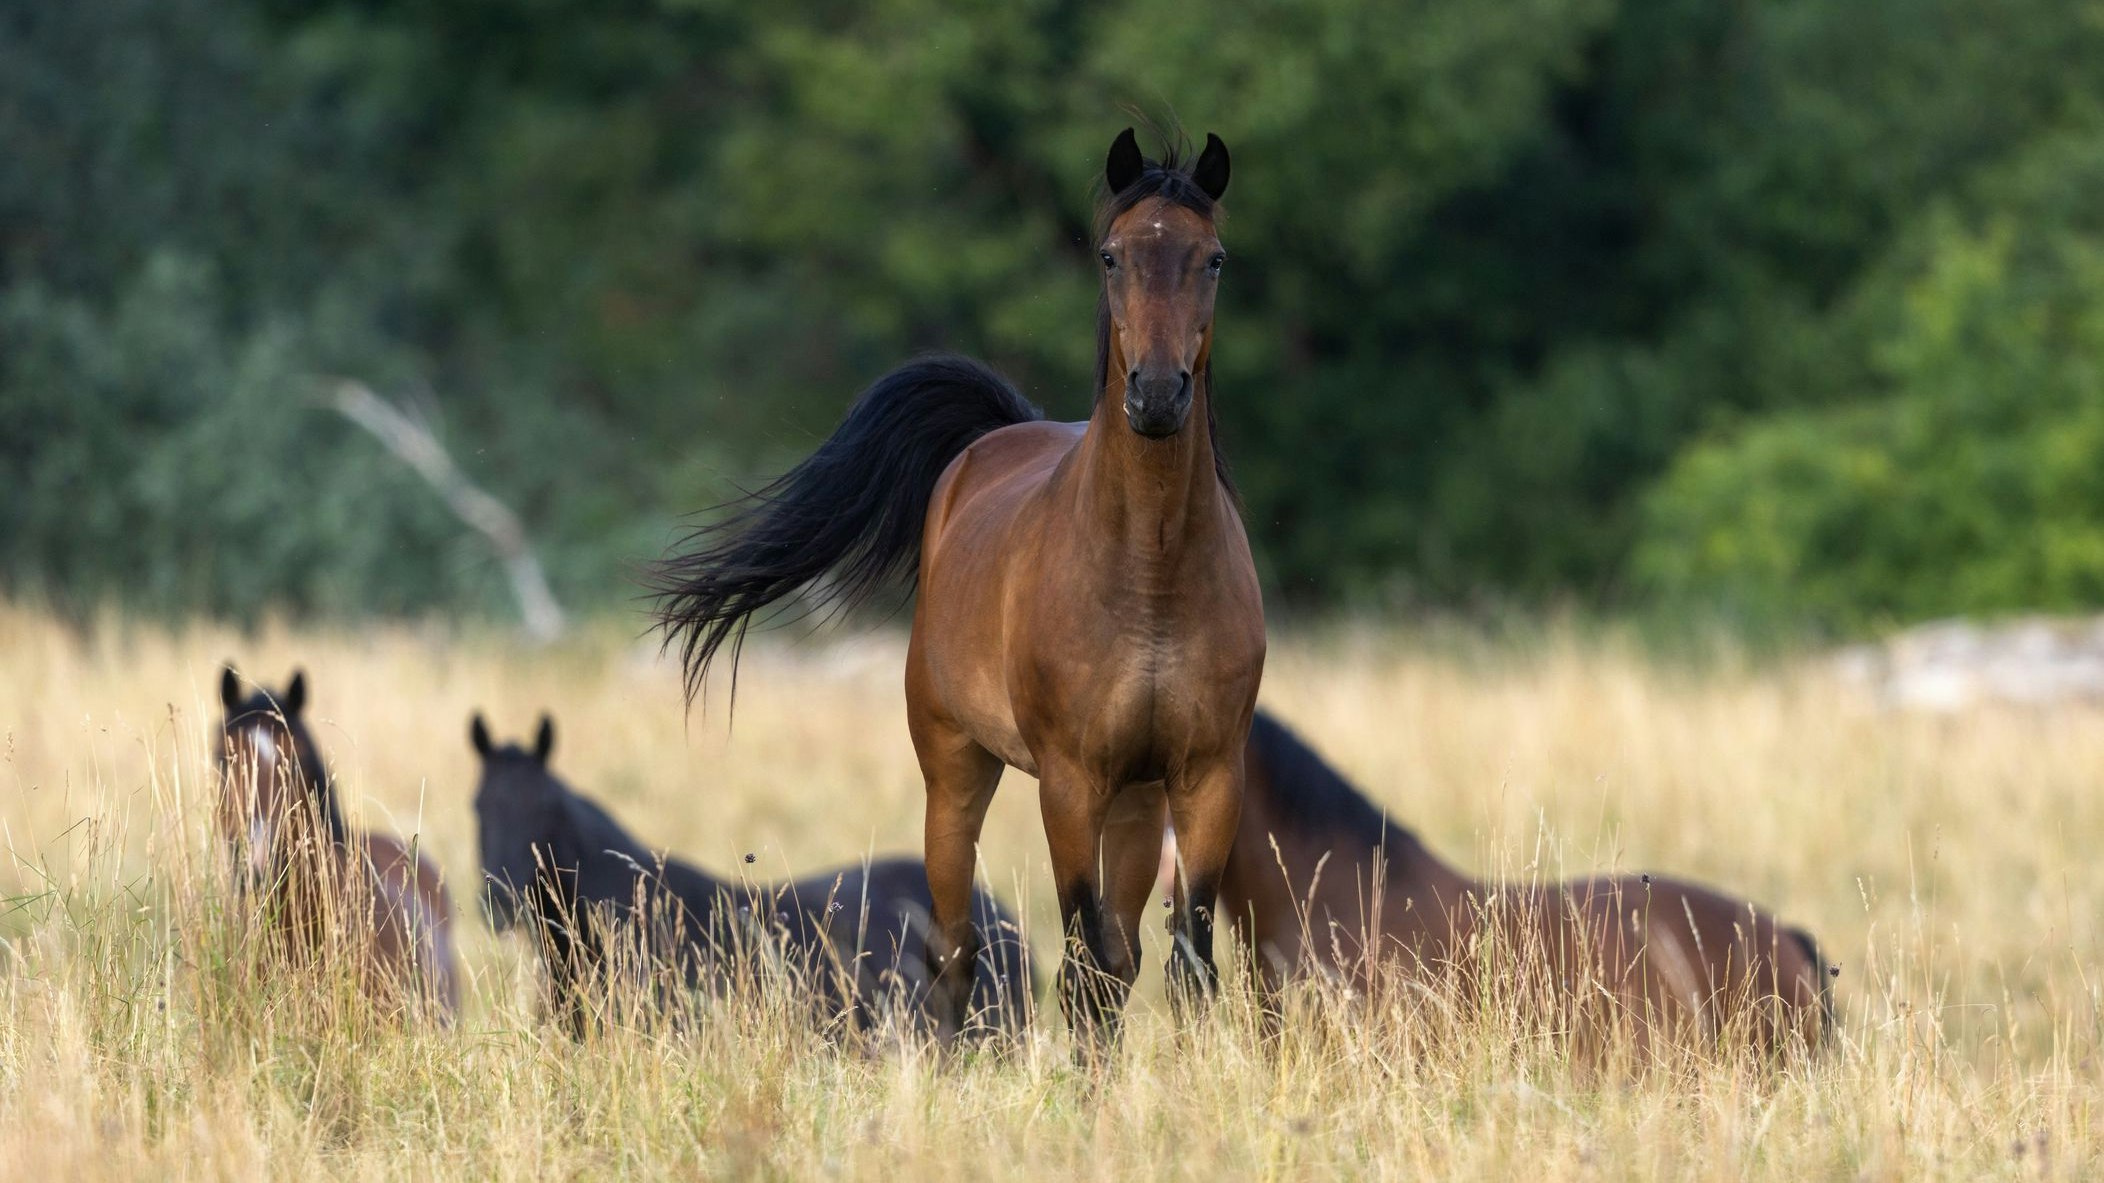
[1010,614,1252,774]
[922,494,1265,777]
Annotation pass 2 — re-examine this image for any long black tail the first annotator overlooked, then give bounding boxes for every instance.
[650,354,1042,703]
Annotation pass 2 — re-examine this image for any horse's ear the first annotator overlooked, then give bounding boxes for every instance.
[1105,127,1144,196]
[534,714,555,764]
[470,713,492,759]
[1193,133,1230,202]
[283,670,307,716]
[219,666,242,714]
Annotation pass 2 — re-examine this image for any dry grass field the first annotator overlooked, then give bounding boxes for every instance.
[1,601,2099,1179]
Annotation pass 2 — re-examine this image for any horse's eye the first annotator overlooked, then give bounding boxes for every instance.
[1207,252,1226,273]
[1100,251,1116,271]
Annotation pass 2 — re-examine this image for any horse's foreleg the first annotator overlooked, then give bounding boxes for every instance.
[1164,760,1244,1018]
[915,720,1002,1043]
[1099,782,1168,993]
[1038,763,1127,1053]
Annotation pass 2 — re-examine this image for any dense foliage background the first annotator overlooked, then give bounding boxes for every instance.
[6,0,2102,629]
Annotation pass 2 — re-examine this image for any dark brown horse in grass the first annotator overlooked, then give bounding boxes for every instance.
[469,712,1033,1039]
[1223,711,1833,1054]
[654,129,1263,1044]
[216,667,460,1022]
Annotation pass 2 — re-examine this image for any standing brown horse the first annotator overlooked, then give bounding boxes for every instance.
[1223,711,1833,1054]
[654,129,1264,1043]
[216,668,460,1021]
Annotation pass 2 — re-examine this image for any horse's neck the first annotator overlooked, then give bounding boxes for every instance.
[655,854,730,935]
[1230,790,1473,960]
[285,739,343,831]
[1063,373,1225,557]
[262,806,351,951]
[559,794,727,936]
[284,793,350,868]
[566,811,646,901]
[1371,828,1473,913]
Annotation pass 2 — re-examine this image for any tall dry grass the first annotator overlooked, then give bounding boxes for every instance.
[0,602,2097,1179]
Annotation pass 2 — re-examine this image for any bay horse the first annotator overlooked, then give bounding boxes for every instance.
[654,129,1264,1044]
[215,667,459,1021]
[470,713,1033,1038]
[1223,710,1834,1054]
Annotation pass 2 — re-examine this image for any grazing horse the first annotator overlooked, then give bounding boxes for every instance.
[469,713,1033,1037]
[1222,710,1834,1053]
[215,667,459,1021]
[653,128,1263,1044]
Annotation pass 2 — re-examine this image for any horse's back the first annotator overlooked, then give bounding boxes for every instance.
[923,419,1085,548]
[787,857,1034,1033]
[1563,873,1826,1051]
[358,831,461,1020]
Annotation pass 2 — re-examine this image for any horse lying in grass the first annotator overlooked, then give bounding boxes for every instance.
[215,667,459,1021]
[468,713,1034,1038]
[1220,710,1834,1054]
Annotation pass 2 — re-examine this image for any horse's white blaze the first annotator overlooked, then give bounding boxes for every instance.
[235,724,283,875]
[247,726,279,777]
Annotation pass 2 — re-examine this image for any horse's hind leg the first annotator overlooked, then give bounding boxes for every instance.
[1164,759,1243,1016]
[914,716,1003,1043]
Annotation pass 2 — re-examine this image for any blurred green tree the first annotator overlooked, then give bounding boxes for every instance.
[4,0,2102,628]
[1640,129,2104,627]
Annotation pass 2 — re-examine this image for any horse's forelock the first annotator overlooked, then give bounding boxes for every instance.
[1094,157,1219,242]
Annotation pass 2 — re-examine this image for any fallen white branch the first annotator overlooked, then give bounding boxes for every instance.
[327,379,567,643]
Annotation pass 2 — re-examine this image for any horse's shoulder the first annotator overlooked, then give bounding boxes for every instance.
[359,831,452,913]
[357,830,408,872]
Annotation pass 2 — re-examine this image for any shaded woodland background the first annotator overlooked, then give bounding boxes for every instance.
[7,0,2104,631]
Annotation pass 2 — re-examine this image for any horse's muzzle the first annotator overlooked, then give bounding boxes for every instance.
[1124,370,1192,439]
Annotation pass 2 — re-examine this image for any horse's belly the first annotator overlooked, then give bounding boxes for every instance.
[950,686,1036,775]
[911,584,1037,775]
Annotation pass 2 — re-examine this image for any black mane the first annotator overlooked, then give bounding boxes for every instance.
[490,746,723,927]
[1248,709,1415,854]
[533,757,648,870]
[1092,135,1236,499]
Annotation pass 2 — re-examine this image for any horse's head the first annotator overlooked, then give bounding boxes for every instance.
[1096,127,1231,440]
[215,666,336,889]
[469,711,567,930]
